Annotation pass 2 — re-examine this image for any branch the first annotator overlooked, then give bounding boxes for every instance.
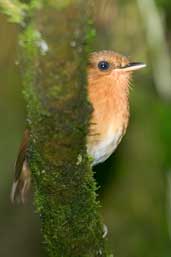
[137,0,171,100]
[2,0,110,256]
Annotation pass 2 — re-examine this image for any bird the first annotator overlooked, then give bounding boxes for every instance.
[11,50,146,203]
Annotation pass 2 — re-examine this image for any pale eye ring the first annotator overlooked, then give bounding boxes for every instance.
[98,61,110,71]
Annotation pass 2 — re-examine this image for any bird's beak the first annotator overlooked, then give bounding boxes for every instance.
[120,62,146,72]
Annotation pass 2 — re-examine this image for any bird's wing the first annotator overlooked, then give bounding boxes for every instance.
[11,129,31,203]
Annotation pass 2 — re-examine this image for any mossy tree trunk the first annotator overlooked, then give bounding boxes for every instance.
[0,1,109,256]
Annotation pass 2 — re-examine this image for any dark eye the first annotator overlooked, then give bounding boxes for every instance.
[98,61,110,71]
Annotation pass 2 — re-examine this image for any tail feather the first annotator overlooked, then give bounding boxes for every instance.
[11,161,31,203]
[11,129,31,204]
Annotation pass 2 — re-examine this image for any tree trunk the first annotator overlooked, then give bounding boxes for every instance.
[0,1,109,256]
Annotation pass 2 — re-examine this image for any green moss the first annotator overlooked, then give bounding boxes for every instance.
[0,0,28,24]
[2,1,111,256]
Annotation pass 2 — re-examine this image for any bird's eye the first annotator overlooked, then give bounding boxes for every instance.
[98,61,110,71]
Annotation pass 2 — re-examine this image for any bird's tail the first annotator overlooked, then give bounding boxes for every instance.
[11,160,31,203]
[11,129,31,203]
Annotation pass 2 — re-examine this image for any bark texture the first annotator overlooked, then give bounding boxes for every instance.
[0,0,109,256]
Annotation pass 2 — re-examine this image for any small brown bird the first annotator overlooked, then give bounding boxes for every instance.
[11,50,146,202]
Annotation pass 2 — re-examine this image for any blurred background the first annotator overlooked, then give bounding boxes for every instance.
[0,0,171,256]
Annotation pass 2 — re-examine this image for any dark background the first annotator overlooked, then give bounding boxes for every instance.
[0,0,171,256]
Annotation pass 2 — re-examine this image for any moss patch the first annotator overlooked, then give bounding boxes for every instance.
[1,1,111,256]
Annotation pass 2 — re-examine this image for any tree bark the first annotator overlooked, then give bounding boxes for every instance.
[0,1,109,256]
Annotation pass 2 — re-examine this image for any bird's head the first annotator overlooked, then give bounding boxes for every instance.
[88,50,146,93]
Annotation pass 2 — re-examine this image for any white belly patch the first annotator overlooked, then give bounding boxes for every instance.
[88,129,123,166]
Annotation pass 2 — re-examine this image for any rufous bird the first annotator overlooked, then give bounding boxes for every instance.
[11,50,146,203]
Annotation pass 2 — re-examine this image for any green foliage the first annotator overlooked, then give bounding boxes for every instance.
[156,0,171,9]
[0,0,28,24]
[158,104,171,168]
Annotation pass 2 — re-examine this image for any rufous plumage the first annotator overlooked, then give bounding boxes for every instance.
[11,50,146,202]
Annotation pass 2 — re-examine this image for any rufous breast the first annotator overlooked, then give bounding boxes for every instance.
[87,73,130,165]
